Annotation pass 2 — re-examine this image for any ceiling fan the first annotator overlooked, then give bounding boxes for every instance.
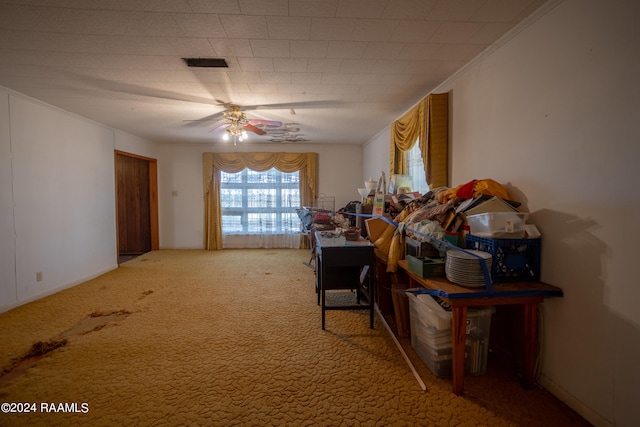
[70,74,342,143]
[208,106,284,145]
[187,98,330,122]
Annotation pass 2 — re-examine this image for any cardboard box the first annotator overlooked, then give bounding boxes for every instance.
[364,217,388,242]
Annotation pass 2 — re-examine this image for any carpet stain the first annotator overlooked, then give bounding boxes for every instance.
[25,340,67,358]
[0,339,67,387]
[138,290,154,300]
[0,310,130,387]
[67,310,131,336]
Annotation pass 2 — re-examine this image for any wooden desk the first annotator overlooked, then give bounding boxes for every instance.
[315,232,375,330]
[397,259,563,395]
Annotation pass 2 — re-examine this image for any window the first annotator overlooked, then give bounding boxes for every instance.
[220,168,300,235]
[405,140,430,194]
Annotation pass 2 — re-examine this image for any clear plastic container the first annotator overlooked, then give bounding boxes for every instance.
[407,291,493,376]
[466,212,528,238]
[407,291,452,331]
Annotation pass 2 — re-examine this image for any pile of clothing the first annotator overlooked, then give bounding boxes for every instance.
[377,179,512,272]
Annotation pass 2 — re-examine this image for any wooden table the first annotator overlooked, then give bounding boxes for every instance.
[397,259,563,395]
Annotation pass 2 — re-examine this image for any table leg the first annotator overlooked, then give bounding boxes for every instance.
[451,306,468,395]
[320,256,325,329]
[369,275,375,329]
[316,254,321,305]
[321,284,326,330]
[522,302,539,389]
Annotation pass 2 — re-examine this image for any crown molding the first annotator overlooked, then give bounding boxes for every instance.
[434,0,564,93]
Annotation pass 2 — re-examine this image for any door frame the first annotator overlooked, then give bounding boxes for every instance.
[114,150,159,257]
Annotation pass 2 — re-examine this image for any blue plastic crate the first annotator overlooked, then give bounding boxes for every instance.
[466,234,540,282]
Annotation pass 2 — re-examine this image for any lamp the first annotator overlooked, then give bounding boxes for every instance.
[222,107,249,145]
[358,188,371,203]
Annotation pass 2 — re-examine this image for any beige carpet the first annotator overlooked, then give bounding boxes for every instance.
[0,249,588,426]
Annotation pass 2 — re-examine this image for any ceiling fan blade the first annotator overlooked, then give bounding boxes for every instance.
[182,111,226,127]
[214,99,236,109]
[208,123,229,134]
[71,73,227,107]
[248,119,283,127]
[242,100,342,111]
[243,124,266,135]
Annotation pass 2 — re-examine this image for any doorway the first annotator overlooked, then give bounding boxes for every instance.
[115,151,159,264]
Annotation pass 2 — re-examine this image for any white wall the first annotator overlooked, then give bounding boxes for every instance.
[363,0,639,425]
[115,130,159,159]
[156,141,363,249]
[362,126,390,187]
[0,88,158,313]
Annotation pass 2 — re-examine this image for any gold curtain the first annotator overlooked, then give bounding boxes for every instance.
[202,152,318,250]
[390,93,449,188]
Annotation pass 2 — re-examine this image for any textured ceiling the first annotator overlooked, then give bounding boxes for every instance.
[0,0,548,145]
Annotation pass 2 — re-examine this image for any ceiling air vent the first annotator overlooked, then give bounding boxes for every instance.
[182,58,228,68]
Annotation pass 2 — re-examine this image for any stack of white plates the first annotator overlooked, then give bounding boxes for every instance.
[445,249,493,287]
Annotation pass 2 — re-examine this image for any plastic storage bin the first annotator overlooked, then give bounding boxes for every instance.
[466,212,528,238]
[466,234,541,282]
[407,290,452,331]
[407,290,493,377]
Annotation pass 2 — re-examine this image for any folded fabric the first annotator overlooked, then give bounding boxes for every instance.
[438,178,509,202]
[456,179,477,199]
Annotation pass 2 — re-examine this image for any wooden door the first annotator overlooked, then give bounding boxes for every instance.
[115,151,158,257]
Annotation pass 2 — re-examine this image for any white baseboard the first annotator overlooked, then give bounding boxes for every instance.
[0,265,118,314]
[538,374,611,427]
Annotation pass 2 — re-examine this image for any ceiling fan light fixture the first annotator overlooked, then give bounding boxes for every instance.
[220,106,252,145]
[182,57,228,68]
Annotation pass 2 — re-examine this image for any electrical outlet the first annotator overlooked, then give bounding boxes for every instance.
[36,271,43,282]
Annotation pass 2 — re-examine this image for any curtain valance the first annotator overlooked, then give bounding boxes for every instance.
[389,93,448,189]
[206,152,313,173]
